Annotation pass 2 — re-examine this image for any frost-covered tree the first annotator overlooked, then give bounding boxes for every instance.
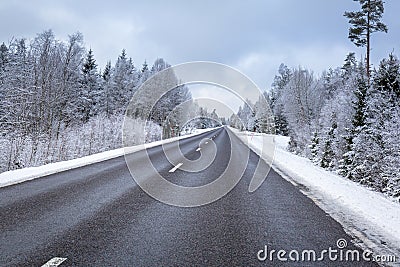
[349,88,386,188]
[77,49,100,122]
[139,60,151,84]
[0,42,8,76]
[58,32,85,126]
[127,58,192,138]
[237,100,256,131]
[318,65,355,166]
[373,54,400,194]
[342,52,358,79]
[29,30,61,137]
[160,85,192,137]
[268,52,400,198]
[309,131,320,163]
[100,61,112,115]
[281,67,323,155]
[320,112,338,169]
[270,63,291,135]
[254,94,274,133]
[2,38,36,136]
[381,104,400,199]
[229,113,242,129]
[374,53,400,98]
[347,54,400,191]
[0,42,8,124]
[151,58,170,73]
[339,61,368,177]
[109,49,138,114]
[209,109,221,127]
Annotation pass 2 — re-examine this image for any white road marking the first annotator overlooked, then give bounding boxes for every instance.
[169,163,183,173]
[41,257,67,267]
[196,147,201,151]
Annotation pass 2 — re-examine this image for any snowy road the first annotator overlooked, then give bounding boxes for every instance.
[0,127,377,266]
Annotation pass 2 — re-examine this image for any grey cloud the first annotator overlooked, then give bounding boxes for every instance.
[0,0,398,89]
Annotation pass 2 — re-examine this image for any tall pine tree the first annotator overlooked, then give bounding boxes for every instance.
[344,0,388,81]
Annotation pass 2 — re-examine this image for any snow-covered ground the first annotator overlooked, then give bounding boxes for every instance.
[232,128,400,264]
[0,128,216,188]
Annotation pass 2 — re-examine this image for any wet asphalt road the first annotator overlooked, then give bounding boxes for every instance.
[0,127,377,266]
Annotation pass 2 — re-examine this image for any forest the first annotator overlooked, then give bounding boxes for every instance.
[0,30,222,173]
[231,0,399,201]
[232,52,400,201]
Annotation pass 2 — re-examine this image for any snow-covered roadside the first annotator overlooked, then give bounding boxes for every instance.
[231,128,400,264]
[0,128,216,188]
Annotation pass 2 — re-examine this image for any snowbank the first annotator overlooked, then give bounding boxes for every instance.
[231,128,400,262]
[0,127,217,188]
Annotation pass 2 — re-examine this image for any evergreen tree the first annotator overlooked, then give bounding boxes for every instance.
[374,53,400,98]
[344,0,388,81]
[339,61,368,177]
[236,106,245,130]
[102,61,112,81]
[229,113,241,129]
[373,54,400,193]
[0,43,9,124]
[161,84,192,137]
[320,112,338,169]
[139,60,151,84]
[100,61,112,114]
[342,52,358,79]
[83,49,97,74]
[381,103,400,199]
[141,60,149,72]
[343,56,400,192]
[352,71,368,130]
[349,88,386,188]
[0,42,8,74]
[78,49,100,122]
[322,68,343,99]
[347,55,399,190]
[110,49,138,114]
[220,117,227,125]
[270,63,291,135]
[237,101,256,131]
[309,131,320,164]
[254,94,273,134]
[210,109,220,127]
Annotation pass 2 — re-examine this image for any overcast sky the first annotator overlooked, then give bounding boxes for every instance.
[1,0,399,115]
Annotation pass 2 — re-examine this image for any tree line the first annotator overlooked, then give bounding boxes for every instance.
[236,0,399,201]
[0,30,220,172]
